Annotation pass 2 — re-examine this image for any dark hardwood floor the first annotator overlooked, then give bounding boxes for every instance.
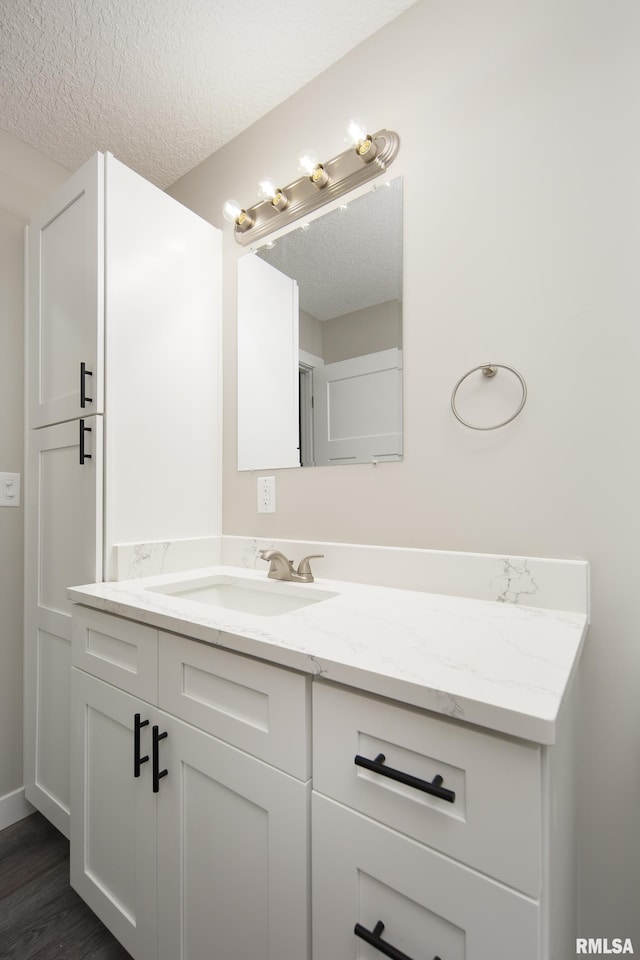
[0,812,131,959]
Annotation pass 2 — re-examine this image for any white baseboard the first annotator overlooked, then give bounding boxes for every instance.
[0,787,35,832]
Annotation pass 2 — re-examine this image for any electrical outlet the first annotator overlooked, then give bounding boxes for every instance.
[0,472,20,507]
[257,476,276,513]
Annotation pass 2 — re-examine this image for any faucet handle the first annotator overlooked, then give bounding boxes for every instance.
[296,554,324,580]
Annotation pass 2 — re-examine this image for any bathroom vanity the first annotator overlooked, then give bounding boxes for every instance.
[67,565,586,960]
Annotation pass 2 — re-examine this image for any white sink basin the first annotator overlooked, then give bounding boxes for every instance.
[146,574,337,617]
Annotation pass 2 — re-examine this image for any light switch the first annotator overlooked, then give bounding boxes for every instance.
[0,472,21,507]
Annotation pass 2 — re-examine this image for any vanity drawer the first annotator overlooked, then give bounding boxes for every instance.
[71,606,158,702]
[158,632,311,780]
[312,793,539,960]
[313,681,541,896]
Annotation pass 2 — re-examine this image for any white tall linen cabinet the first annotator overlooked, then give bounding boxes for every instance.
[24,152,222,835]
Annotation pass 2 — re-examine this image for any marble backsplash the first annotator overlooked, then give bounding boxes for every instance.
[112,535,589,618]
[113,537,222,580]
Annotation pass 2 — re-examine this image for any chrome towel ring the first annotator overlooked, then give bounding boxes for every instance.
[451,363,527,430]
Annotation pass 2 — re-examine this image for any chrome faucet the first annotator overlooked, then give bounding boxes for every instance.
[259,549,324,583]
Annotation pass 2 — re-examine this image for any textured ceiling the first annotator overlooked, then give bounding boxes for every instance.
[0,0,419,188]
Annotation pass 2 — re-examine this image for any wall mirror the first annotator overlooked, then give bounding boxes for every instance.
[237,176,403,470]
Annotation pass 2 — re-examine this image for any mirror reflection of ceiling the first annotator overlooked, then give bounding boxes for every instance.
[256,179,403,322]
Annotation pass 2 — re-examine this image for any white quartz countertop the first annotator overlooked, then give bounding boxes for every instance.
[67,565,587,745]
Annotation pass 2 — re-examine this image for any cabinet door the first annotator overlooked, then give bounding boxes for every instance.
[70,669,157,960]
[157,714,310,960]
[27,152,104,427]
[24,417,103,836]
[312,794,540,960]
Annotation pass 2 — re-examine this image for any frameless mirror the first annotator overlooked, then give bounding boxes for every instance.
[237,176,403,470]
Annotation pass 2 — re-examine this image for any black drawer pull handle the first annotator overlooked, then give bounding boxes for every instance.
[152,725,168,793]
[79,419,92,465]
[80,362,93,407]
[134,714,149,778]
[354,753,455,804]
[354,920,441,960]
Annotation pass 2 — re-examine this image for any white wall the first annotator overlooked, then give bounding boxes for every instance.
[168,0,640,940]
[0,132,69,807]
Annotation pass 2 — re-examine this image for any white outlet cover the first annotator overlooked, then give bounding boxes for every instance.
[257,476,276,513]
[0,472,21,507]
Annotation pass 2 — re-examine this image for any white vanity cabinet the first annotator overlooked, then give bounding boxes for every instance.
[68,599,579,960]
[24,151,221,836]
[70,607,311,960]
[311,681,575,960]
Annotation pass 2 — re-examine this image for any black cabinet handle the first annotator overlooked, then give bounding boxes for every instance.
[354,753,455,804]
[80,362,93,407]
[152,725,168,793]
[79,419,92,465]
[355,920,441,960]
[134,714,149,778]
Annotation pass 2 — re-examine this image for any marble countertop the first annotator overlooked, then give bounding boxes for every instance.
[68,565,587,745]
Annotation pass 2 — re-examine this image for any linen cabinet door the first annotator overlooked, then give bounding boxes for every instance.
[27,152,104,428]
[24,417,103,836]
[312,794,540,960]
[70,669,157,960]
[156,715,310,960]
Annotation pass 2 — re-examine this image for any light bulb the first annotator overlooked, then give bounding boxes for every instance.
[298,148,329,189]
[257,177,278,202]
[346,117,378,163]
[222,198,252,231]
[258,177,288,211]
[222,198,242,223]
[345,117,368,147]
[298,149,320,176]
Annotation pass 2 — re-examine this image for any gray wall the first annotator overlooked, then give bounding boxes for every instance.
[0,132,69,805]
[323,299,402,363]
[168,0,640,940]
[300,300,402,362]
[298,308,323,358]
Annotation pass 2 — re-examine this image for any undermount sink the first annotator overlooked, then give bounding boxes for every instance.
[146,574,337,617]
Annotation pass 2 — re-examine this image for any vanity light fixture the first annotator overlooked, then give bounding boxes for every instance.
[222,122,400,245]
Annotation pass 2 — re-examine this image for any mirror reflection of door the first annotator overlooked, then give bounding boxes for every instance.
[237,255,300,471]
[298,362,314,466]
[312,348,403,466]
[237,177,403,470]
